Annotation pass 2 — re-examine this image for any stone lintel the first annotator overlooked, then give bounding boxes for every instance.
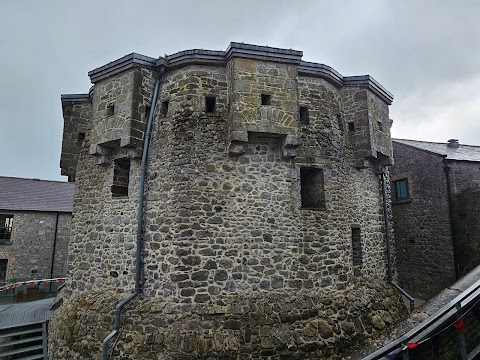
[89,144,111,156]
[230,130,249,143]
[127,149,142,159]
[96,156,111,166]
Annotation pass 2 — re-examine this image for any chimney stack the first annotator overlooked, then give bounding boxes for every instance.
[447,139,459,148]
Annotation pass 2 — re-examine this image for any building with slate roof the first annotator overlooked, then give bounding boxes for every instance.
[391,138,480,300]
[0,177,75,284]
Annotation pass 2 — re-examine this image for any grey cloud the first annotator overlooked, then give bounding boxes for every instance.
[1,0,479,180]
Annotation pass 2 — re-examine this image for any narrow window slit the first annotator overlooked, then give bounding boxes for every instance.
[352,227,363,269]
[205,97,216,113]
[160,101,169,117]
[106,104,115,116]
[111,158,130,197]
[300,107,309,125]
[348,122,355,132]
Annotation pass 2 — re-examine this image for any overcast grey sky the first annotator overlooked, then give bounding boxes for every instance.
[1,0,479,181]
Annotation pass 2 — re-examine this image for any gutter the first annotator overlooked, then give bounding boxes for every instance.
[380,170,415,312]
[101,65,164,359]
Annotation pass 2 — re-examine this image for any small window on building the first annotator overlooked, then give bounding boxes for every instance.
[299,107,309,125]
[106,104,115,116]
[160,101,169,117]
[205,96,216,113]
[78,132,86,142]
[111,158,130,197]
[0,259,7,283]
[393,178,409,201]
[348,122,355,132]
[378,121,383,132]
[337,114,344,132]
[351,227,362,267]
[300,167,325,209]
[0,215,13,243]
[261,94,272,105]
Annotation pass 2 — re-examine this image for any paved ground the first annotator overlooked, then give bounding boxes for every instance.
[350,265,480,359]
[0,298,54,329]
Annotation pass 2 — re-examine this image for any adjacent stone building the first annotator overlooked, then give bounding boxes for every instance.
[0,177,74,284]
[50,43,407,359]
[391,138,480,300]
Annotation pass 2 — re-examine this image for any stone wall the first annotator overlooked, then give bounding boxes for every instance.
[0,210,71,281]
[453,188,480,276]
[391,142,456,300]
[52,44,402,359]
[49,280,406,359]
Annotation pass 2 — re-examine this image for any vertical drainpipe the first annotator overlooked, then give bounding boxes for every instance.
[49,212,59,293]
[381,168,415,312]
[101,64,164,360]
[443,158,459,280]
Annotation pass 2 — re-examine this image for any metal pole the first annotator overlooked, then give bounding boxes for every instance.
[456,302,467,360]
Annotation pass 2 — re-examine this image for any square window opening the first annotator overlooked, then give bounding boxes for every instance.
[106,104,115,116]
[300,167,326,209]
[0,215,13,243]
[78,132,86,142]
[351,227,362,267]
[261,94,272,105]
[300,107,309,125]
[111,158,130,197]
[348,122,355,132]
[205,97,216,113]
[393,178,409,201]
[160,101,169,117]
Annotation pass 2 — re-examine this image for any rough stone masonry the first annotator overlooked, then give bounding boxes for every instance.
[50,43,406,359]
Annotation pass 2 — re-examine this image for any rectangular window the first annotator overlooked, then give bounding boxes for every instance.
[299,107,309,125]
[205,96,216,113]
[348,122,355,132]
[160,100,169,117]
[0,259,7,283]
[300,167,325,209]
[111,158,130,197]
[0,214,13,243]
[351,227,362,267]
[394,178,409,201]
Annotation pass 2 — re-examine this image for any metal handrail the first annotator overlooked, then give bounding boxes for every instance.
[364,278,480,359]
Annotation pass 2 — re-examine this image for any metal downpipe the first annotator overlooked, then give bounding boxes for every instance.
[381,170,415,312]
[101,67,164,359]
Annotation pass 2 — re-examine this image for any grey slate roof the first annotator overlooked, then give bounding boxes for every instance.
[393,139,480,162]
[0,177,75,213]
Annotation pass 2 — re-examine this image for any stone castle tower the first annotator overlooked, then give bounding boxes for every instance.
[50,43,406,359]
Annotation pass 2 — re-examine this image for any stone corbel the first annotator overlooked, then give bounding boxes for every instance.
[89,145,112,165]
[228,130,248,157]
[282,134,300,159]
